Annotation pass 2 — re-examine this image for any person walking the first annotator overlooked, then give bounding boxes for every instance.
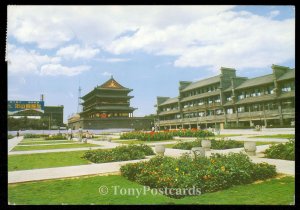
[79,127,83,142]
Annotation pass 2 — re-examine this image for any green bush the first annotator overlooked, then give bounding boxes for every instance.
[172,139,244,150]
[264,139,295,160]
[172,140,201,150]
[45,133,67,140]
[120,152,277,198]
[24,133,50,138]
[82,144,155,163]
[8,134,15,139]
[120,129,214,141]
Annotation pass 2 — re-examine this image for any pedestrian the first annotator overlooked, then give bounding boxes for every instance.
[79,127,83,142]
[16,131,19,138]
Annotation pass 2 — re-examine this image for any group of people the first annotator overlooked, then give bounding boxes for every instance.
[67,127,93,143]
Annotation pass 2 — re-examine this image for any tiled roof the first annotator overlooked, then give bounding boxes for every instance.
[277,70,295,81]
[181,75,220,92]
[235,74,274,90]
[159,97,179,106]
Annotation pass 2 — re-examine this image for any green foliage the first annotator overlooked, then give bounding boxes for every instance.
[44,133,67,140]
[8,134,15,139]
[120,129,214,141]
[211,139,244,149]
[8,117,52,131]
[172,139,244,150]
[82,144,155,163]
[170,129,215,138]
[24,133,50,138]
[172,140,201,150]
[264,139,295,160]
[120,152,277,198]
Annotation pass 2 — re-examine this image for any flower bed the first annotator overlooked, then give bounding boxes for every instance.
[120,129,214,141]
[82,144,155,163]
[264,139,294,160]
[120,153,277,198]
[172,139,244,150]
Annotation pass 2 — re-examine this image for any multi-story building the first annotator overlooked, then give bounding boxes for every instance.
[156,65,295,130]
[68,76,154,130]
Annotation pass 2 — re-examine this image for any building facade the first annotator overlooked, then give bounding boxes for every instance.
[156,65,295,130]
[68,77,153,130]
[8,100,64,129]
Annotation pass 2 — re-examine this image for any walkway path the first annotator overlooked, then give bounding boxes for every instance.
[8,136,24,152]
[8,158,151,184]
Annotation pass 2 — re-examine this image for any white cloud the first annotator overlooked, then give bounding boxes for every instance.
[269,10,280,18]
[7,6,295,72]
[104,58,130,63]
[7,44,61,74]
[40,64,90,76]
[102,71,112,76]
[56,44,100,59]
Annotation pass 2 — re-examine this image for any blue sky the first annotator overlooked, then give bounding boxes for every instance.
[6,6,295,123]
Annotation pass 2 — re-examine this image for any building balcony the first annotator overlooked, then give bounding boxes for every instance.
[158,109,180,116]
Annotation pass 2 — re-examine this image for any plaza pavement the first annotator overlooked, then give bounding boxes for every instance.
[8,128,295,183]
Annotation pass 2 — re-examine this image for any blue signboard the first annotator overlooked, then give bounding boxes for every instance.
[8,101,45,115]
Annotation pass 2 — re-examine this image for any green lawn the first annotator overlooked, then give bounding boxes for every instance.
[18,140,72,145]
[215,134,242,137]
[249,134,295,139]
[8,151,91,171]
[12,143,100,151]
[22,137,45,141]
[8,175,294,205]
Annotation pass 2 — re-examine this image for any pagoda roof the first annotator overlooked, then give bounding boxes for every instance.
[97,76,131,90]
[81,106,136,113]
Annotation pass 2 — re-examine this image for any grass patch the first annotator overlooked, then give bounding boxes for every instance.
[215,134,242,137]
[12,143,100,151]
[8,151,90,171]
[249,134,295,139]
[18,140,72,145]
[22,137,45,141]
[8,175,294,205]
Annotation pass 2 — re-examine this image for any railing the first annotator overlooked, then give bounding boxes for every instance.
[282,108,295,114]
[158,109,180,116]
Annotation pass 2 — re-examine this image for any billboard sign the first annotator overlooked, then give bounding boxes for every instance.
[8,101,45,115]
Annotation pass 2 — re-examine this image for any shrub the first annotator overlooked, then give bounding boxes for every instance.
[8,134,14,139]
[264,139,295,160]
[172,140,201,150]
[120,152,277,198]
[24,133,50,138]
[45,133,67,140]
[82,144,154,163]
[120,129,214,141]
[172,139,244,150]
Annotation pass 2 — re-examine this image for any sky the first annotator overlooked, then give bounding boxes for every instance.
[6,5,295,123]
